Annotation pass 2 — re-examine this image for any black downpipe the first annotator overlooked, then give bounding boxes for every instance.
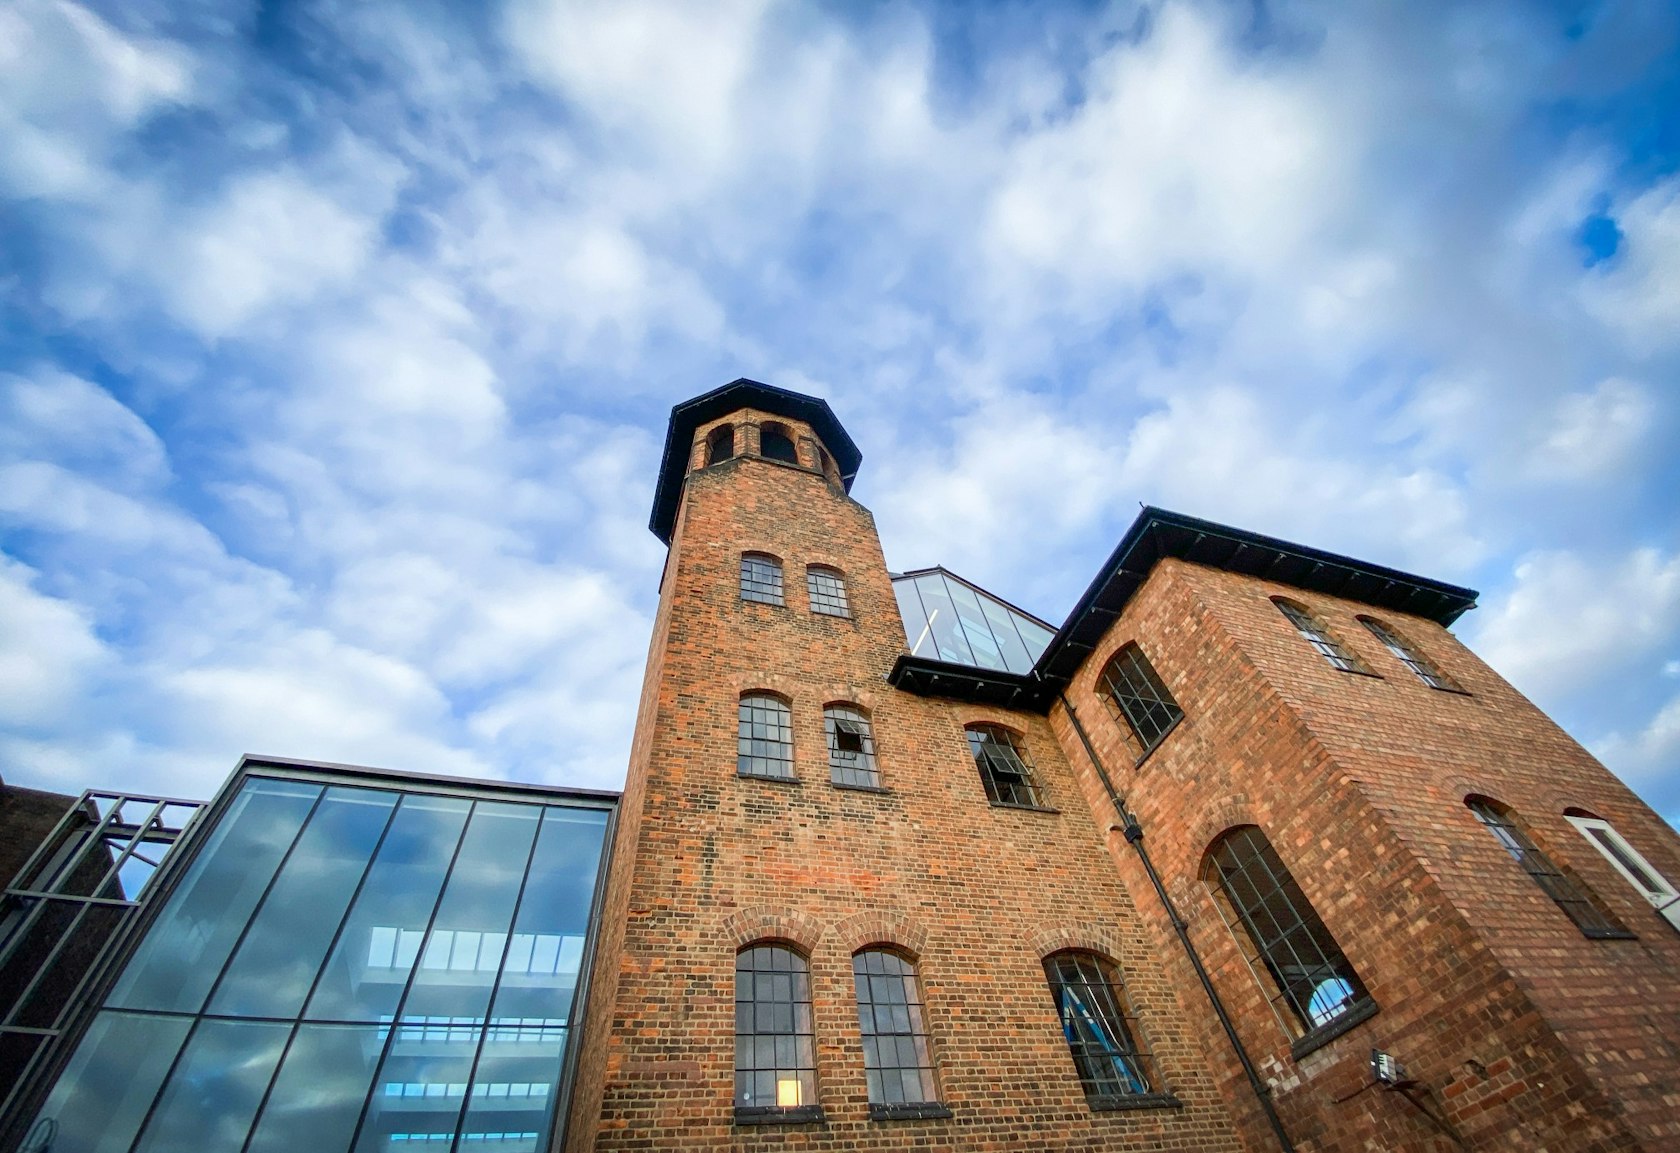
[1057,693,1297,1153]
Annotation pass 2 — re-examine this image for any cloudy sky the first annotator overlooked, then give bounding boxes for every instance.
[2,0,1677,826]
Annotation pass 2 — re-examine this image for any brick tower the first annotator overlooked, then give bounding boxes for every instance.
[565,381,1246,1150]
[567,380,1680,1152]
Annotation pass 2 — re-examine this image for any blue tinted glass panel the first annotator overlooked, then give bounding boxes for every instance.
[246,1023,384,1153]
[460,808,610,1149]
[1014,617,1055,663]
[895,580,931,655]
[910,573,975,665]
[210,787,398,1018]
[108,778,319,1013]
[974,594,1031,673]
[27,1010,191,1153]
[943,577,1008,672]
[306,794,473,1023]
[132,1018,289,1153]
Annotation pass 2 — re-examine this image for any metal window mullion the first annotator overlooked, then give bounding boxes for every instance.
[236,794,404,1153]
[0,800,127,980]
[445,805,549,1153]
[121,786,328,1153]
[345,799,480,1153]
[1207,876,1297,1040]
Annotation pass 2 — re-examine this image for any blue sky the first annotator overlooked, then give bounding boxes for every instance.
[2,0,1678,825]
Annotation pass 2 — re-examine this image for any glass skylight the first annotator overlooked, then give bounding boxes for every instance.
[892,569,1054,675]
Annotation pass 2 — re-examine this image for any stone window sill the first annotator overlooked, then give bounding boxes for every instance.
[1290,996,1379,1060]
[738,771,800,785]
[869,1101,953,1121]
[734,1104,826,1126]
[1089,1092,1183,1112]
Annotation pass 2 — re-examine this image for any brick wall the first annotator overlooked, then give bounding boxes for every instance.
[570,411,1246,1150]
[1052,558,1678,1151]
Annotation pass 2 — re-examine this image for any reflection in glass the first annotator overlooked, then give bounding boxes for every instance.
[307,796,472,1023]
[891,569,1054,674]
[28,1010,190,1153]
[26,773,612,1153]
[132,1019,289,1153]
[210,788,398,1018]
[108,779,319,1013]
[245,1024,384,1153]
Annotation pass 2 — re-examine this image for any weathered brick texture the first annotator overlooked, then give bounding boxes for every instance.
[567,410,1245,1150]
[1054,559,1680,1152]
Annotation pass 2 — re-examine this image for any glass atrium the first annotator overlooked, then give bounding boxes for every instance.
[892,568,1055,675]
[23,765,612,1153]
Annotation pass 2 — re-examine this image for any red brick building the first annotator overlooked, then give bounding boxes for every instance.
[568,380,1680,1152]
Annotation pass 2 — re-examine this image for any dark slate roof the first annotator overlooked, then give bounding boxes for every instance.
[649,379,862,544]
[892,506,1478,711]
[1031,506,1480,690]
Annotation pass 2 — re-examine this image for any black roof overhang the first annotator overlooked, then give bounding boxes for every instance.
[648,379,863,544]
[887,655,1058,712]
[1032,506,1480,688]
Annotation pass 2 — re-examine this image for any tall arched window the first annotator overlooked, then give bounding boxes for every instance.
[852,949,938,1109]
[1467,798,1631,939]
[1272,598,1369,673]
[965,724,1044,808]
[740,553,784,606]
[825,704,878,788]
[1358,616,1461,691]
[735,943,817,1116]
[1042,951,1157,1101]
[739,694,794,779]
[1206,826,1371,1040]
[1096,644,1183,757]
[759,422,799,464]
[706,423,735,465]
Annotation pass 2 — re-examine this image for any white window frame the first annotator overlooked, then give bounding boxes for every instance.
[1566,814,1680,931]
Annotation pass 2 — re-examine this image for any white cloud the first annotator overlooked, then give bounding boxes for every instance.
[1531,377,1656,482]
[1592,692,1680,812]
[1584,175,1680,355]
[0,369,170,484]
[1468,548,1680,703]
[0,555,109,728]
[0,0,192,200]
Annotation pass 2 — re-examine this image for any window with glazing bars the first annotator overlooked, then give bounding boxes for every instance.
[1043,952,1157,1100]
[1097,645,1183,755]
[738,695,794,779]
[1467,799,1632,939]
[1273,599,1369,673]
[1358,617,1459,691]
[853,950,937,1106]
[806,567,850,617]
[966,725,1044,808]
[740,553,784,606]
[1207,826,1370,1036]
[825,705,879,788]
[735,945,817,1114]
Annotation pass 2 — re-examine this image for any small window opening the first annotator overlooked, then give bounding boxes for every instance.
[759,423,799,465]
[706,424,735,466]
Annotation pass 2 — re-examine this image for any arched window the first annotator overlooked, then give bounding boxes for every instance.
[740,553,784,606]
[1564,809,1680,929]
[1273,598,1369,673]
[759,422,799,464]
[825,704,878,788]
[735,943,817,1115]
[739,694,794,779]
[706,423,735,465]
[1042,951,1157,1100]
[1358,616,1460,691]
[815,444,833,478]
[1206,826,1371,1038]
[965,724,1044,808]
[1096,644,1183,757]
[852,949,938,1108]
[806,566,850,618]
[1467,798,1632,939]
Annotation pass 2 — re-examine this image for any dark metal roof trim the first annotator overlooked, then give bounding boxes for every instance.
[887,655,1056,711]
[649,379,863,544]
[1033,507,1479,687]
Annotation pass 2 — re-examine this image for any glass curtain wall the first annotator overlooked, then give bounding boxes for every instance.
[892,570,1054,675]
[24,771,611,1153]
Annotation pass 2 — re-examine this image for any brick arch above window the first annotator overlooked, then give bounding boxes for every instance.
[1095,642,1184,758]
[1027,922,1126,965]
[704,422,736,466]
[722,906,826,954]
[833,909,929,957]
